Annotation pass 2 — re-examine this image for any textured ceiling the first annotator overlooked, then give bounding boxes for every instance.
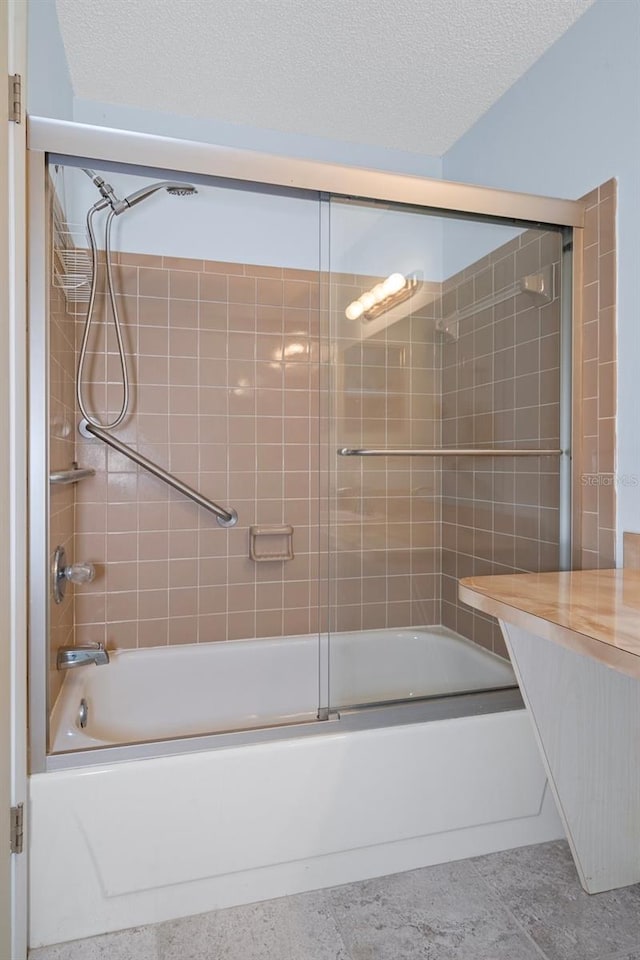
[55,0,595,156]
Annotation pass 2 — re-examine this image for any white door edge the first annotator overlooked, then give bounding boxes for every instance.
[2,1,29,957]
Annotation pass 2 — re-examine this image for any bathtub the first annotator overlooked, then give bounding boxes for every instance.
[50,626,517,751]
[30,626,563,948]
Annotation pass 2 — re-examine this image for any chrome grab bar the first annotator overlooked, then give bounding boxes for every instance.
[82,420,238,527]
[49,465,96,485]
[338,448,563,457]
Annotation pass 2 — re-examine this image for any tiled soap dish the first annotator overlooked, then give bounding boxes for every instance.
[249,525,294,562]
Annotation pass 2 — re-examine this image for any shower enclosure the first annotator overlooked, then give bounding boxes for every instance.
[28,120,578,769]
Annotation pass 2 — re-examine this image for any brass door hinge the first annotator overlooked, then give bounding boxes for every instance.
[10,803,24,855]
[8,74,22,123]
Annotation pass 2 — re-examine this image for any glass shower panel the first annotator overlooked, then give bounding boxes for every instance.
[327,197,565,711]
[46,160,324,752]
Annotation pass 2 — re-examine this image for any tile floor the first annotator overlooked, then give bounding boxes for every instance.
[29,841,640,960]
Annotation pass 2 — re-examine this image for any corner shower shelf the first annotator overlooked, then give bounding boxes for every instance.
[435,266,555,341]
[49,465,96,485]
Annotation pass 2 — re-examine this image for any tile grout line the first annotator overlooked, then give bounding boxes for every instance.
[318,888,357,960]
[467,857,554,960]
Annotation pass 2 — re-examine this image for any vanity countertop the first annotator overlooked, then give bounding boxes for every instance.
[459,568,640,679]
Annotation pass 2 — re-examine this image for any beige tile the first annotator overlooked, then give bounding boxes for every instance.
[170,299,199,329]
[162,255,204,272]
[256,609,284,637]
[105,620,138,649]
[283,280,311,308]
[598,196,615,255]
[228,275,256,305]
[598,362,616,420]
[256,304,283,334]
[106,591,138,622]
[119,251,163,268]
[283,607,310,636]
[138,296,169,326]
[599,250,616,309]
[168,616,198,644]
[204,259,244,275]
[198,584,229,615]
[169,327,198,358]
[138,530,169,560]
[169,587,198,618]
[169,270,198,300]
[227,583,254,612]
[138,268,168,298]
[138,326,169,357]
[598,418,615,474]
[111,265,138,296]
[138,589,168,620]
[583,201,598,247]
[599,178,616,201]
[138,619,168,647]
[199,272,228,303]
[598,306,616,364]
[256,278,283,306]
[228,611,255,640]
[138,559,169,590]
[583,243,598,286]
[198,613,227,641]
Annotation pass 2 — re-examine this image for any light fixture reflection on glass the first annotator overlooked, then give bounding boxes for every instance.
[359,291,376,311]
[382,272,406,297]
[345,301,365,321]
[345,273,417,323]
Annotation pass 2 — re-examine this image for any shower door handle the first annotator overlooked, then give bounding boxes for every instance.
[338,448,564,457]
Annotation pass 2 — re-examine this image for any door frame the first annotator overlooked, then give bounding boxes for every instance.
[0,1,29,957]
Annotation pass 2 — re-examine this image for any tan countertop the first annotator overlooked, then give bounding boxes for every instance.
[459,569,640,680]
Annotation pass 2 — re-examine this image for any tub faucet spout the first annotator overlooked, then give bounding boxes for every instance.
[57,642,110,670]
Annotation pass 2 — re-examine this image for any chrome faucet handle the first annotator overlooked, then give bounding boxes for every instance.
[64,561,95,584]
[52,545,96,603]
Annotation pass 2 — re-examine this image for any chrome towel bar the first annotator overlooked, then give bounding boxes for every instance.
[338,448,563,457]
[81,420,238,527]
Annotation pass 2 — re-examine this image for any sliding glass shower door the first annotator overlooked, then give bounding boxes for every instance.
[326,196,567,712]
[45,159,328,750]
[38,147,570,761]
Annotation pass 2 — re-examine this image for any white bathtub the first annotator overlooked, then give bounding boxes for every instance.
[50,626,517,751]
[31,626,563,948]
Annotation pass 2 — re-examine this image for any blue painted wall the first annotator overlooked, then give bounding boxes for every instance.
[27,0,73,119]
[445,0,640,558]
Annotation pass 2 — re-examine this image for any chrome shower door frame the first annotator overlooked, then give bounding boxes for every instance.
[27,118,585,773]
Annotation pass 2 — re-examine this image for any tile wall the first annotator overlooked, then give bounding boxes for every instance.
[48,275,77,704]
[575,180,617,569]
[440,228,563,655]
[69,256,443,647]
[331,279,442,630]
[48,184,616,669]
[73,254,325,647]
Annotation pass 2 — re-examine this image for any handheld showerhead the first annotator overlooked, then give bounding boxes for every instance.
[77,175,199,431]
[120,181,197,213]
[83,168,124,213]
[166,185,197,197]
